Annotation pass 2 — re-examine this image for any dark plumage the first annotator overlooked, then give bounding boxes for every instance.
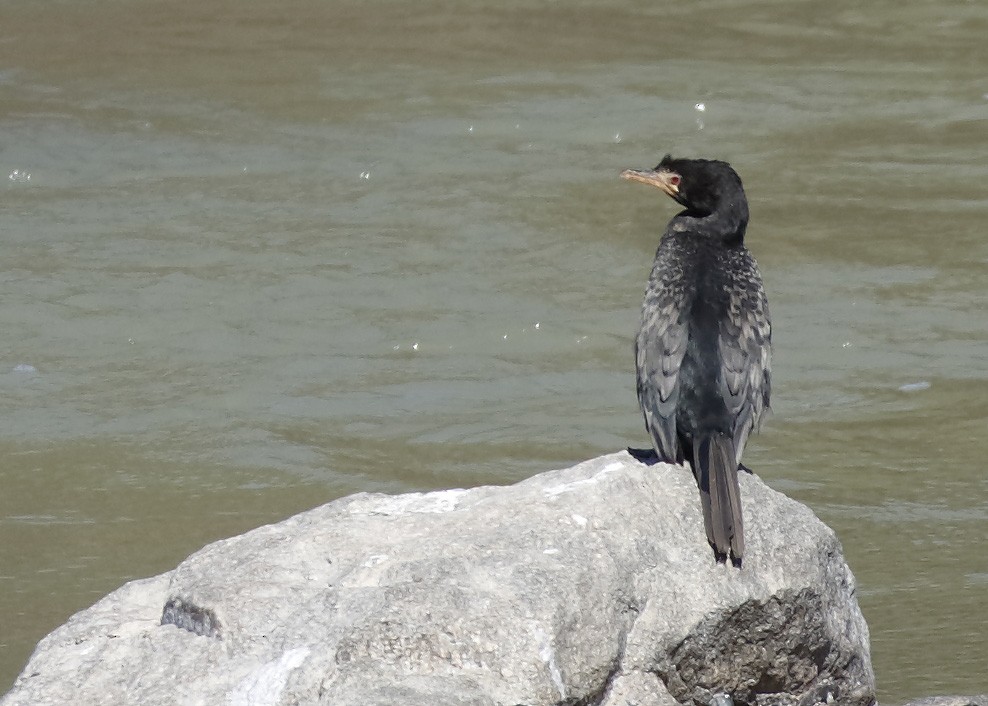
[622,155,772,566]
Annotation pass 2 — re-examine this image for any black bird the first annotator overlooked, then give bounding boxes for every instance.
[622,155,771,566]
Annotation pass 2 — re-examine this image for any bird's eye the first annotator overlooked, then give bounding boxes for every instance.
[669,174,681,187]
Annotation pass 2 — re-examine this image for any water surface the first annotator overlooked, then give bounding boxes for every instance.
[1,0,987,700]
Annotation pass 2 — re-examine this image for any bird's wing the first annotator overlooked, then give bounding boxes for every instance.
[636,297,688,464]
[718,271,772,464]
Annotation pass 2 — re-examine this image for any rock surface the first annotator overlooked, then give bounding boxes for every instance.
[898,698,988,706]
[1,452,875,706]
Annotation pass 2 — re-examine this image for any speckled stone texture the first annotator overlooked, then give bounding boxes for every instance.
[1,452,875,706]
[897,698,988,706]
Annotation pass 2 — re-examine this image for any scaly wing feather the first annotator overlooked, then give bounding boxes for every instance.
[718,259,772,464]
[636,293,688,464]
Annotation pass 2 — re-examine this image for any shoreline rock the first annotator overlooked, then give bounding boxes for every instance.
[902,694,988,706]
[2,452,875,706]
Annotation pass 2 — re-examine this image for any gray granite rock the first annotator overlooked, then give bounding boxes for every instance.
[1,452,875,706]
[897,698,988,706]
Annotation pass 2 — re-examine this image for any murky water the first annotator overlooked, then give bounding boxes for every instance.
[1,0,986,701]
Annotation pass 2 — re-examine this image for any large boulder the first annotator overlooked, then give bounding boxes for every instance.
[904,694,988,706]
[1,452,875,706]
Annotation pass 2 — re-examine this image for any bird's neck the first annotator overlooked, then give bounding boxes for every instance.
[672,202,748,245]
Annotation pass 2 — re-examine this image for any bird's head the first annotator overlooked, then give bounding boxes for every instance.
[621,155,745,219]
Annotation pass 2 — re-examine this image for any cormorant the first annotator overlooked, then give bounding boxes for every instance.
[622,155,771,567]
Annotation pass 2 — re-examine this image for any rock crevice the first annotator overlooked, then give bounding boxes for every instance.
[160,598,222,638]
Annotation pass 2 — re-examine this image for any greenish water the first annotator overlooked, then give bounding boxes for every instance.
[1,0,986,701]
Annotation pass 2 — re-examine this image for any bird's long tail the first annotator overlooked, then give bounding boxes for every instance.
[694,433,744,565]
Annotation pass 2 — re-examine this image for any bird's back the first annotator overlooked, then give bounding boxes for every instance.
[637,231,770,453]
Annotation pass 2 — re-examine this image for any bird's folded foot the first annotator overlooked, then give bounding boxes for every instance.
[627,447,660,465]
[738,462,756,476]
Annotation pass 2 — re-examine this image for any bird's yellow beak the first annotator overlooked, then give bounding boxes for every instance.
[621,168,681,199]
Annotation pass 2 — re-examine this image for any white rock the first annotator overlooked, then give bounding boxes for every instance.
[1,452,875,706]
